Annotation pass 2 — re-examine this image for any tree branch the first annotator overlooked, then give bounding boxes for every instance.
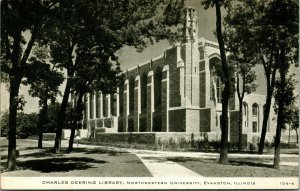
[20,26,39,65]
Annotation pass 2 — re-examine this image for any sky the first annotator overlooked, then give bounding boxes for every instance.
[1,1,298,114]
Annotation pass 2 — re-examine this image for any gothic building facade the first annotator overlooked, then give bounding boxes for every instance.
[77,7,290,144]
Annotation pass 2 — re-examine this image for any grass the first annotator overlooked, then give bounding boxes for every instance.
[0,139,152,177]
[169,156,298,177]
[1,138,298,177]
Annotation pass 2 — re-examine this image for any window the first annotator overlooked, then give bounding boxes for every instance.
[103,94,107,117]
[252,103,258,116]
[243,102,248,127]
[96,92,100,118]
[89,93,94,119]
[252,121,258,132]
[216,78,222,103]
[243,103,247,116]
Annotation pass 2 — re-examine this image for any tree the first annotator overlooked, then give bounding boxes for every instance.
[46,0,183,153]
[273,75,297,168]
[67,59,123,152]
[220,0,298,154]
[265,0,298,169]
[1,0,58,170]
[288,105,299,143]
[24,46,64,148]
[224,6,258,152]
[202,0,233,164]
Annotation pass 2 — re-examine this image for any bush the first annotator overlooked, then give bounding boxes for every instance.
[1,112,39,139]
[249,142,257,151]
[280,143,299,149]
[178,137,190,150]
[264,140,272,150]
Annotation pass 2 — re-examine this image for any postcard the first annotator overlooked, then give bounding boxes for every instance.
[1,0,298,190]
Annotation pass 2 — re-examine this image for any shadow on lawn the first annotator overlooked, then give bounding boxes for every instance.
[168,156,217,163]
[72,147,127,156]
[229,160,273,168]
[18,157,107,173]
[168,156,274,168]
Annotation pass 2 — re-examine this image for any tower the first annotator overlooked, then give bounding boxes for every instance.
[183,6,200,107]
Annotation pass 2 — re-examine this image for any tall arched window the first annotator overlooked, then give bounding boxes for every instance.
[153,67,162,132]
[89,93,95,119]
[243,102,248,127]
[252,103,259,132]
[96,92,101,118]
[129,77,135,115]
[140,73,147,112]
[252,103,258,116]
[209,57,222,104]
[216,78,222,103]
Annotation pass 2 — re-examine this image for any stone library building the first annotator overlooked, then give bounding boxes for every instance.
[72,7,296,144]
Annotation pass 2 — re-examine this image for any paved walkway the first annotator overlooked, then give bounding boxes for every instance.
[134,152,203,177]
[28,139,299,177]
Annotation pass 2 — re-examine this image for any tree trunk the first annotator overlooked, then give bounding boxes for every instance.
[67,92,84,153]
[53,75,72,153]
[215,1,230,165]
[295,128,298,143]
[259,53,277,154]
[273,47,286,169]
[238,98,243,151]
[38,130,43,149]
[67,125,77,153]
[258,92,272,154]
[7,78,21,171]
[273,106,283,169]
[37,99,48,149]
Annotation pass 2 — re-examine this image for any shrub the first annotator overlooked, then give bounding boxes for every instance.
[178,137,190,150]
[191,133,196,149]
[168,137,177,150]
[264,140,272,150]
[249,142,257,151]
[280,143,299,149]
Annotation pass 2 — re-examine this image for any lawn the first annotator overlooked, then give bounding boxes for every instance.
[169,156,298,177]
[1,139,152,177]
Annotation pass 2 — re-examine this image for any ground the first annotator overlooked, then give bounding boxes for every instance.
[0,138,298,177]
[0,139,151,177]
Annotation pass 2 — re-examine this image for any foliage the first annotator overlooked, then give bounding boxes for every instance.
[64,103,83,129]
[43,103,60,133]
[1,111,38,139]
[273,75,298,129]
[287,105,299,132]
[223,5,259,151]
[23,46,64,106]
